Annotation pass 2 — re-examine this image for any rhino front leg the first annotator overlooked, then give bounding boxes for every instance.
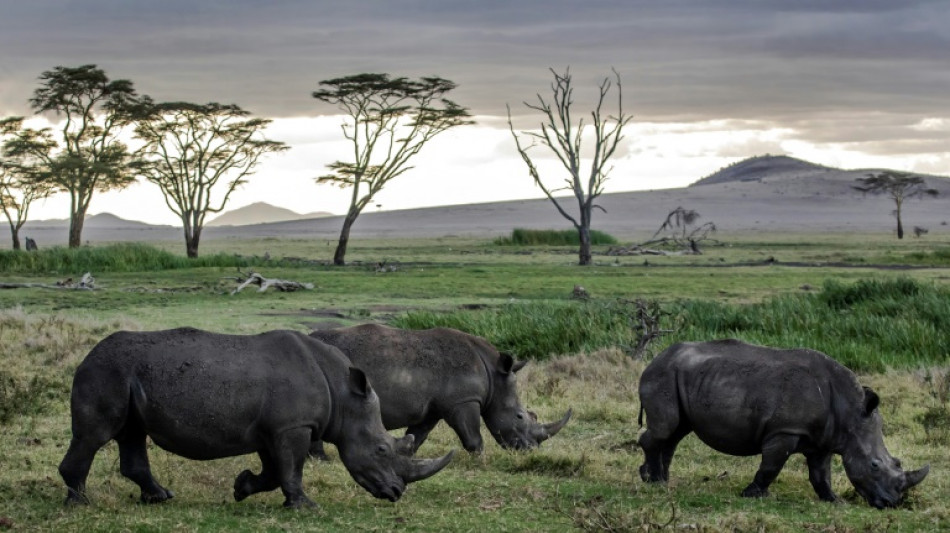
[308,440,331,462]
[270,427,316,508]
[234,449,281,502]
[444,402,484,453]
[116,426,174,503]
[805,451,838,502]
[742,434,801,498]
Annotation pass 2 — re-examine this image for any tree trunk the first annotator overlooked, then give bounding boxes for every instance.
[895,200,904,239]
[68,211,85,248]
[333,212,359,266]
[186,232,200,258]
[577,224,592,266]
[9,227,20,251]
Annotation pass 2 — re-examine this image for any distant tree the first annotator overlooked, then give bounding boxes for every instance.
[0,117,54,250]
[133,102,288,257]
[27,65,144,248]
[312,73,472,265]
[853,171,938,239]
[508,68,632,265]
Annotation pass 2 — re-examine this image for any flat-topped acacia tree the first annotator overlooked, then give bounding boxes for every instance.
[508,68,631,266]
[853,171,938,239]
[312,73,472,265]
[133,102,288,257]
[28,65,144,248]
[0,117,54,249]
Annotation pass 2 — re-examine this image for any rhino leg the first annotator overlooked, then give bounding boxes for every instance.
[444,402,484,453]
[805,451,838,502]
[234,449,281,502]
[742,434,801,498]
[638,423,690,483]
[405,419,440,454]
[116,423,173,504]
[269,427,316,509]
[59,436,106,505]
[308,441,332,462]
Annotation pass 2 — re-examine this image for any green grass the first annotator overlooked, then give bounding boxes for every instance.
[0,242,253,274]
[493,227,618,246]
[1,233,950,531]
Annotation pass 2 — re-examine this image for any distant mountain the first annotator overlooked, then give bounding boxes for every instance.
[692,155,834,187]
[28,212,171,228]
[206,202,333,227]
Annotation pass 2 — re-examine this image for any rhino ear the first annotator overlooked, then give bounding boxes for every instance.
[348,367,372,398]
[499,353,525,374]
[862,386,880,416]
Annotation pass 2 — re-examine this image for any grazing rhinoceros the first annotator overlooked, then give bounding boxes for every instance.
[59,328,454,508]
[309,324,572,454]
[637,339,929,508]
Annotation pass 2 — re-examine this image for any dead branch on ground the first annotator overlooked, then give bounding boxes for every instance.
[229,271,313,295]
[0,272,96,290]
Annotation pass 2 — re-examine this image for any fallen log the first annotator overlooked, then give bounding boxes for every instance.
[0,272,96,290]
[230,271,313,295]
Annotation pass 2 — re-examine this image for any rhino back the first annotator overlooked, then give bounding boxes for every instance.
[76,328,336,460]
[642,340,855,455]
[313,325,489,427]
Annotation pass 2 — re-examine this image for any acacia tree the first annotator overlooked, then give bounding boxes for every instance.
[28,65,144,247]
[0,117,54,249]
[133,102,288,257]
[312,73,472,265]
[853,171,938,239]
[508,68,632,265]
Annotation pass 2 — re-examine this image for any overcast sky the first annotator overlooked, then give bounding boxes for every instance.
[2,1,949,224]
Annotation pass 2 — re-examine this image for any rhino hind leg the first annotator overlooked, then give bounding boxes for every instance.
[59,391,130,505]
[805,452,837,502]
[308,440,332,462]
[115,424,174,504]
[59,436,106,505]
[638,423,691,483]
[234,449,281,502]
[741,434,801,498]
[269,427,316,509]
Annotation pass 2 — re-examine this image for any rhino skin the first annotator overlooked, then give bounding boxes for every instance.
[637,339,929,508]
[309,324,572,454]
[59,328,453,508]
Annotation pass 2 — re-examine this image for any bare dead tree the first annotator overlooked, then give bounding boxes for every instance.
[508,68,632,265]
[642,206,717,254]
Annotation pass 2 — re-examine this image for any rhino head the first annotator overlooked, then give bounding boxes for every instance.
[841,387,929,509]
[484,354,573,450]
[335,368,454,501]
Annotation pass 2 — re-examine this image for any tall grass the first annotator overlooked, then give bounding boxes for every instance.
[493,228,618,246]
[393,300,641,360]
[393,278,950,371]
[0,243,250,274]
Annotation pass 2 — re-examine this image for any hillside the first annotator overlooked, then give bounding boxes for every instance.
[206,202,332,226]
[692,155,833,186]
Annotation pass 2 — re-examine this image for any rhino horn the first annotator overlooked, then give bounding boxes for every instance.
[533,408,573,442]
[399,450,455,483]
[903,464,930,491]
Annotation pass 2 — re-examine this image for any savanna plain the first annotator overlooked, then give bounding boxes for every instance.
[1,231,949,532]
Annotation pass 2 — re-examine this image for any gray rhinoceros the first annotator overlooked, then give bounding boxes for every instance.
[637,339,929,508]
[59,328,454,508]
[309,324,572,454]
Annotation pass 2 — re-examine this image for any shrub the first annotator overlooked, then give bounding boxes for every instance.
[494,228,618,246]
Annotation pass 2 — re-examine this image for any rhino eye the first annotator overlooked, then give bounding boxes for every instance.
[376,444,389,455]
[870,459,881,470]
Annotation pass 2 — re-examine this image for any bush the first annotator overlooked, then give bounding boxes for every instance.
[0,243,250,274]
[494,228,618,246]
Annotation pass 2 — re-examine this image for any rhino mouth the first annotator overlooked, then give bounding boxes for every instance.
[856,487,900,510]
[353,475,405,502]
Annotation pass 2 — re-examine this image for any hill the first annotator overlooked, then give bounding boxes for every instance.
[206,202,332,227]
[692,154,834,186]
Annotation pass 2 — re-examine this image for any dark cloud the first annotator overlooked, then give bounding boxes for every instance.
[1,1,947,139]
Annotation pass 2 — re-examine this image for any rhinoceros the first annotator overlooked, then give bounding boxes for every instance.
[308,324,572,454]
[59,328,454,508]
[637,339,929,508]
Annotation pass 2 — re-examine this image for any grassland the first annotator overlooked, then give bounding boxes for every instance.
[1,232,949,532]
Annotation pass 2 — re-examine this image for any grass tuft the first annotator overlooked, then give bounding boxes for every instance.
[0,243,251,274]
